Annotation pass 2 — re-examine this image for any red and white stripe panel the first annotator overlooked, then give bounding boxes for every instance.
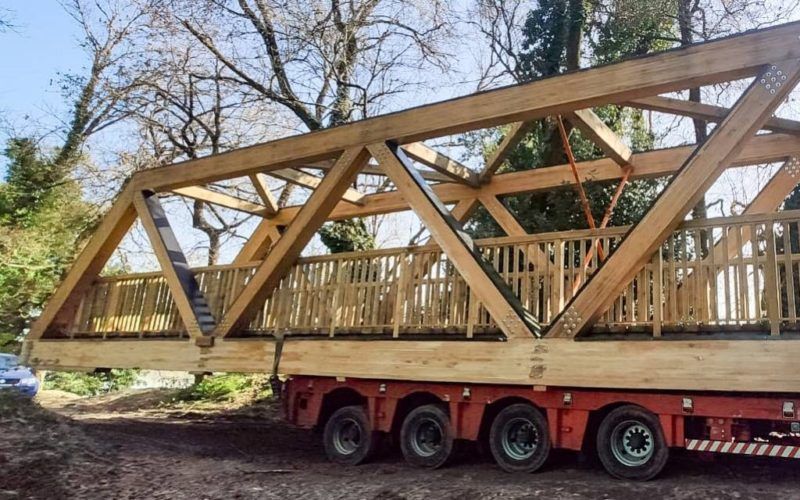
[685,439,800,458]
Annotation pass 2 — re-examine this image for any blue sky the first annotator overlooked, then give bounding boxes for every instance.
[0,1,84,120]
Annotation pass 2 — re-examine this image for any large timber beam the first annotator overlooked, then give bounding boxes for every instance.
[369,142,540,339]
[548,61,800,338]
[134,191,215,340]
[402,142,479,186]
[567,109,633,166]
[215,148,372,337]
[269,168,365,205]
[478,122,534,183]
[628,95,800,135]
[130,22,800,191]
[29,184,138,339]
[172,186,271,217]
[269,133,800,225]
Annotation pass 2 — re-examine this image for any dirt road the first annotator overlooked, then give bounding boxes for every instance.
[3,390,800,499]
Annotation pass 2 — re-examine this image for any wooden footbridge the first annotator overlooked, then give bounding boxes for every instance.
[24,22,800,393]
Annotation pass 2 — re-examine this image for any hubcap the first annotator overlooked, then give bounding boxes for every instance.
[411,417,444,457]
[501,417,539,460]
[610,420,654,467]
[332,417,363,455]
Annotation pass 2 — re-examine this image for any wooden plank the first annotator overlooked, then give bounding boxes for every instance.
[479,122,533,183]
[567,109,633,166]
[548,60,800,338]
[29,184,138,339]
[269,168,365,205]
[628,95,800,135]
[26,336,800,393]
[215,148,372,337]
[134,191,214,339]
[478,194,549,268]
[269,133,800,225]
[130,22,800,191]
[402,142,479,186]
[368,142,540,339]
[172,186,270,216]
[249,173,279,214]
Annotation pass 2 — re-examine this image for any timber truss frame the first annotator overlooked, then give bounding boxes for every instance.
[28,21,800,358]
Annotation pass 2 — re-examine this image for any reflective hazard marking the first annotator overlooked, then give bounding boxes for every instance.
[685,439,800,458]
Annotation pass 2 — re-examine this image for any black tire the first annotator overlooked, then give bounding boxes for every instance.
[596,405,669,480]
[323,405,379,465]
[489,403,551,473]
[400,404,454,468]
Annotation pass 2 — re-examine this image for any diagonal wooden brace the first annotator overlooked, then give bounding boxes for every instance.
[134,190,215,340]
[547,60,800,338]
[369,142,540,339]
[215,148,372,337]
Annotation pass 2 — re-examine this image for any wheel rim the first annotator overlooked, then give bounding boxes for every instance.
[501,417,539,460]
[610,420,655,467]
[332,417,363,455]
[411,417,444,457]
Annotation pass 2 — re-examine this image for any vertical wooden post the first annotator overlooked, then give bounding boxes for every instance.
[764,223,782,336]
[653,251,663,337]
[392,252,410,338]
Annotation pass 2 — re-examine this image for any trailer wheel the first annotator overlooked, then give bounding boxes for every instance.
[400,404,454,468]
[488,403,551,473]
[323,405,378,465]
[596,405,669,480]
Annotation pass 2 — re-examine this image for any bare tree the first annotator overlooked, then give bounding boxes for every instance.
[56,0,152,169]
[164,0,454,205]
[130,35,271,264]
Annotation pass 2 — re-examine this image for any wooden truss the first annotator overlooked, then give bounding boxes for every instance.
[25,21,800,393]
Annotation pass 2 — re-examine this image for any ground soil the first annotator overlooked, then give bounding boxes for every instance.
[3,389,800,499]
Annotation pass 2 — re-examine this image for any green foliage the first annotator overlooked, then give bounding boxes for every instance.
[319,218,376,253]
[45,369,138,396]
[467,0,673,238]
[175,373,270,402]
[0,138,93,346]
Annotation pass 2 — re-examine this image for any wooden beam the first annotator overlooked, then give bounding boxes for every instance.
[130,22,800,191]
[567,109,633,166]
[627,95,800,135]
[479,122,533,183]
[134,191,215,339]
[215,148,372,337]
[269,168,365,205]
[714,158,799,261]
[548,60,800,338]
[27,336,800,393]
[172,186,270,217]
[368,142,540,339]
[29,185,138,339]
[249,173,279,215]
[478,194,550,268]
[233,220,283,264]
[402,142,479,186]
[269,133,800,225]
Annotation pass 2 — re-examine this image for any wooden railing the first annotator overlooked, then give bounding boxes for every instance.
[63,210,800,339]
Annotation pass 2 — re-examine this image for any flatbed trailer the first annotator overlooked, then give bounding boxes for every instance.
[23,21,800,479]
[284,376,800,479]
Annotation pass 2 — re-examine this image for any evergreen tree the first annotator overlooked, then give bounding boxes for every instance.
[468,0,673,238]
[0,138,92,353]
[319,218,376,253]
